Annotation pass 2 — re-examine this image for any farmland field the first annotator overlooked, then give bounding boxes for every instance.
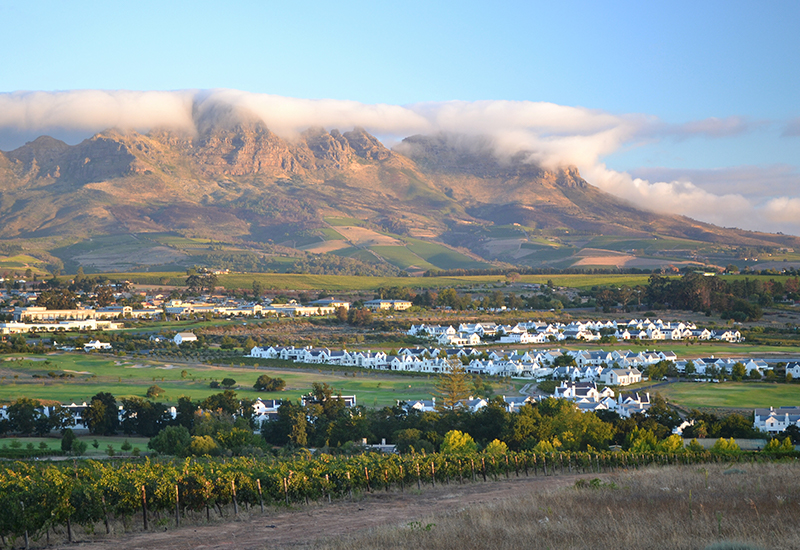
[369,245,437,271]
[105,271,670,291]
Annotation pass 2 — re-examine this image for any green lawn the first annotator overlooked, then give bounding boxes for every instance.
[0,353,514,409]
[657,381,800,410]
[0,435,150,456]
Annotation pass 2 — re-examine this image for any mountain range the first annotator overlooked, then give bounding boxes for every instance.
[1,119,798,274]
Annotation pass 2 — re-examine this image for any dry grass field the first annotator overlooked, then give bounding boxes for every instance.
[56,462,800,550]
[315,462,800,550]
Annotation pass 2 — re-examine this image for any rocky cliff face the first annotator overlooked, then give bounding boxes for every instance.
[397,133,586,187]
[4,123,396,182]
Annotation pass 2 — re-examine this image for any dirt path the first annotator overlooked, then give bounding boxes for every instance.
[66,472,603,550]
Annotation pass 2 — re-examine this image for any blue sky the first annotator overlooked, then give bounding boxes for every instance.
[1,0,798,233]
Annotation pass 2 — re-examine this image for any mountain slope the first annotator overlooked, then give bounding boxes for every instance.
[1,124,797,273]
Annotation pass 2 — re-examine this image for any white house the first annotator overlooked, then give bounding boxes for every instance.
[753,406,800,433]
[174,332,198,345]
[601,368,642,386]
[84,340,112,351]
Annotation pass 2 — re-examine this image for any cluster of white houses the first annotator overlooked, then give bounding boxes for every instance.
[249,345,666,383]
[409,319,743,347]
[0,297,359,335]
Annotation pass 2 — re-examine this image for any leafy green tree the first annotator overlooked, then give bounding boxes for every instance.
[483,439,509,455]
[61,428,76,453]
[7,397,44,435]
[120,397,171,437]
[440,430,478,454]
[175,396,197,430]
[220,336,237,350]
[710,437,741,454]
[71,439,88,454]
[220,377,237,389]
[764,437,794,454]
[657,434,685,453]
[36,288,78,309]
[253,374,286,392]
[146,385,165,399]
[201,390,239,414]
[85,392,118,435]
[148,425,192,455]
[49,404,76,433]
[731,362,747,381]
[625,427,658,452]
[687,438,705,452]
[187,435,220,456]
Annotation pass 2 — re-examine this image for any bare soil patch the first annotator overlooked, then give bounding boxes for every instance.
[333,226,403,247]
[65,472,597,550]
[301,240,353,254]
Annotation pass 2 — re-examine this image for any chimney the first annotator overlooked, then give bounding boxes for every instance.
[381,438,386,445]
[362,438,367,445]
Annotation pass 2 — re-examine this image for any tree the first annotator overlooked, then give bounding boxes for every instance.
[252,279,263,299]
[731,362,747,381]
[120,397,171,437]
[687,438,705,453]
[484,439,509,455]
[433,362,471,411]
[187,435,219,456]
[347,307,372,326]
[85,392,118,435]
[146,385,165,399]
[201,390,239,415]
[220,377,237,389]
[254,374,286,392]
[95,285,116,307]
[7,397,44,435]
[49,404,76,433]
[148,425,192,455]
[61,428,76,453]
[710,437,740,455]
[764,437,794,454]
[175,396,197,430]
[185,273,218,294]
[440,430,478,454]
[36,288,78,309]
